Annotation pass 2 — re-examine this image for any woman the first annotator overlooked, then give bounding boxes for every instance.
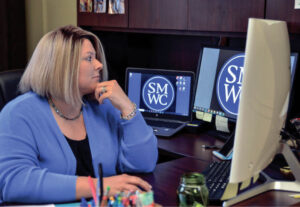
[0,25,158,203]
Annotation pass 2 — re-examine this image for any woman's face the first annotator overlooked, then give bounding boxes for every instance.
[78,38,103,96]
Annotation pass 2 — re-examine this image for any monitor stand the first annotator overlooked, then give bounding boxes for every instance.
[223,142,300,206]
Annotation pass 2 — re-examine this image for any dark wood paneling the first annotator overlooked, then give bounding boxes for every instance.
[129,0,188,30]
[91,31,223,88]
[188,0,265,32]
[0,0,26,71]
[80,0,300,123]
[264,0,300,123]
[7,0,26,69]
[77,0,128,28]
[266,0,300,34]
[0,0,8,70]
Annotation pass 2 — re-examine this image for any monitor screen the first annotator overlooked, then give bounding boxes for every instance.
[126,68,194,121]
[193,47,298,121]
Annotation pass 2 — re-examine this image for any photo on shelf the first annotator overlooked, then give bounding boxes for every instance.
[80,0,93,12]
[94,0,106,13]
[108,0,125,14]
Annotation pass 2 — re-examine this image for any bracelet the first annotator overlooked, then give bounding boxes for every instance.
[121,103,137,120]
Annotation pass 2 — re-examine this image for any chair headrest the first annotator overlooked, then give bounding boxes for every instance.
[0,69,24,110]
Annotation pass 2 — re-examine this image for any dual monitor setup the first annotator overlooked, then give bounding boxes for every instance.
[194,46,298,160]
[126,18,300,205]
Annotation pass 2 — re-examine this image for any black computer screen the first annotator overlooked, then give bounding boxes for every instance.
[126,68,194,121]
[193,47,298,121]
[127,70,192,116]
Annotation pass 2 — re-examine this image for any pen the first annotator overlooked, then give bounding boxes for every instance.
[98,163,104,203]
[96,182,99,207]
[100,186,110,207]
[87,176,98,205]
[80,197,88,207]
[201,144,221,149]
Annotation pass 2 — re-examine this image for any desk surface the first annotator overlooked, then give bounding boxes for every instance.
[152,129,300,206]
[157,130,224,161]
[141,157,300,206]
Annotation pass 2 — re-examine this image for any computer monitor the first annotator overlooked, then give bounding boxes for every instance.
[193,47,244,121]
[223,18,300,206]
[193,47,298,122]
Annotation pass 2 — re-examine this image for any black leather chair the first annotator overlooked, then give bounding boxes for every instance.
[0,69,24,110]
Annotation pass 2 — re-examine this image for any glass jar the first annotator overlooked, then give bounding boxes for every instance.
[177,172,209,207]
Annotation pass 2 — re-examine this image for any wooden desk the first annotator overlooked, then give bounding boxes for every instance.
[152,130,300,206]
[140,157,300,206]
[157,130,225,161]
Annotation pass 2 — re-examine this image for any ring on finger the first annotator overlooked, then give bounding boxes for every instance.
[101,86,107,94]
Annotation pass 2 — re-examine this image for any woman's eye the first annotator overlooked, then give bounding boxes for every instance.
[87,56,92,62]
[84,56,93,62]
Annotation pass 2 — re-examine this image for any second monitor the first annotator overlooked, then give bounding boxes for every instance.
[193,47,298,123]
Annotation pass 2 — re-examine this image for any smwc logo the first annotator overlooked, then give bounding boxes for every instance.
[217,54,245,116]
[142,76,175,111]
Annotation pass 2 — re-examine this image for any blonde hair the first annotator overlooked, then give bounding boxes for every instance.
[19,25,108,106]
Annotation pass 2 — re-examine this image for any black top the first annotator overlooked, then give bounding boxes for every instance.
[65,135,95,178]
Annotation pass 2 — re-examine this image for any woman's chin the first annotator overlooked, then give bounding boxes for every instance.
[80,88,96,97]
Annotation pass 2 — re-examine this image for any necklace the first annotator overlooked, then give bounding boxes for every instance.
[49,98,82,121]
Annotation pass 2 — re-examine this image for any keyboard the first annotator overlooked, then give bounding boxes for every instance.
[145,119,182,129]
[202,160,231,203]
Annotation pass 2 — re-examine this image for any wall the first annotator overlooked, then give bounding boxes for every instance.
[25,0,77,60]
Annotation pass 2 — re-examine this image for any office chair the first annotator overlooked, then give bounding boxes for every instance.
[0,69,24,110]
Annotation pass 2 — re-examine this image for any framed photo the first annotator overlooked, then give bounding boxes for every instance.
[108,0,125,14]
[80,0,93,12]
[94,0,106,13]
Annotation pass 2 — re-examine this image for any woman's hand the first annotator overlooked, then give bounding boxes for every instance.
[95,80,135,117]
[76,174,151,200]
[103,174,152,195]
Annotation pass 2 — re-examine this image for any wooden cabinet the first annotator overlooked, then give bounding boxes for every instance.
[266,0,300,34]
[77,0,128,28]
[77,0,300,34]
[129,0,188,30]
[128,0,264,32]
[188,0,265,32]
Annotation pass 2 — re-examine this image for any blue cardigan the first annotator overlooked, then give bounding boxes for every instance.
[0,92,158,203]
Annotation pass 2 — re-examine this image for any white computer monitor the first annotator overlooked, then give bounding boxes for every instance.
[230,18,291,183]
[224,18,300,206]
